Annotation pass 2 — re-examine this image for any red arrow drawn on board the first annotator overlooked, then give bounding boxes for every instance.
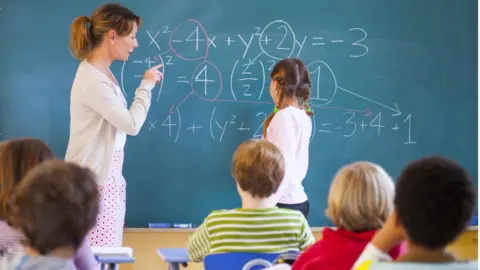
[311,105,373,116]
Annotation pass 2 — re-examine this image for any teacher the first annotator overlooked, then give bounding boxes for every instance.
[65,3,163,248]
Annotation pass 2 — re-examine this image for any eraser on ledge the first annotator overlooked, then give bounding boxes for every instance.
[149,223,171,228]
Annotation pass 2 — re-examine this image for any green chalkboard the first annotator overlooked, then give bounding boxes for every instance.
[0,0,477,227]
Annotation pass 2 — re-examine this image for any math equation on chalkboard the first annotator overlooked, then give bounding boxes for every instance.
[120,19,416,146]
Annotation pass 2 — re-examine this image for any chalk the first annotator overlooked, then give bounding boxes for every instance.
[149,223,171,228]
[173,223,195,228]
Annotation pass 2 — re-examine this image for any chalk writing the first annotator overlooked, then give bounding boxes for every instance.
[116,18,415,145]
[404,114,416,144]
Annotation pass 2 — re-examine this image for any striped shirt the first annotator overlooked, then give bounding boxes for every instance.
[0,220,25,254]
[187,207,315,262]
[0,252,76,270]
[0,220,97,270]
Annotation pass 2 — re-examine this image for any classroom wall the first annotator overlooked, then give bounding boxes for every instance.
[120,227,478,270]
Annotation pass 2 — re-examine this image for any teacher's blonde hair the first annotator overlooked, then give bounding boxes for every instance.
[325,161,395,231]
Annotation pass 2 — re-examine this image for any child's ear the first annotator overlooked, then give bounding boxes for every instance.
[392,210,400,226]
[391,210,407,236]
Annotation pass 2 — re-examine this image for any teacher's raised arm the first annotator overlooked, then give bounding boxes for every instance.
[64,3,163,250]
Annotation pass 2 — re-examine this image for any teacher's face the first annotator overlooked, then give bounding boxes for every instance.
[109,22,139,62]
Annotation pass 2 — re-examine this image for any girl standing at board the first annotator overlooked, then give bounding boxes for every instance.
[65,3,163,248]
[266,58,313,218]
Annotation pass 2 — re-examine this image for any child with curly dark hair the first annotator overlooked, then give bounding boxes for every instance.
[0,138,97,269]
[353,156,477,269]
[0,160,99,269]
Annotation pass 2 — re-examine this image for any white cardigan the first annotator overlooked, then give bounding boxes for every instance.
[65,61,155,186]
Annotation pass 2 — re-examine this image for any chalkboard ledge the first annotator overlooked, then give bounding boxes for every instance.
[124,226,478,233]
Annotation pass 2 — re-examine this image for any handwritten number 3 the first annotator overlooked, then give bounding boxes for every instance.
[349,28,368,58]
[343,112,356,137]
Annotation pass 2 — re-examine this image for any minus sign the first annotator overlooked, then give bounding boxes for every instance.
[331,40,344,43]
[132,61,143,64]
[134,75,143,78]
[171,40,182,43]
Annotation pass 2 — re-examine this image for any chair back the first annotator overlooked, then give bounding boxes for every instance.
[204,252,299,270]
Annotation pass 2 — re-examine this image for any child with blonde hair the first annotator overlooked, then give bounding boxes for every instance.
[188,139,315,262]
[289,162,404,270]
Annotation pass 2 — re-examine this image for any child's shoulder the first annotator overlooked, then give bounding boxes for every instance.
[209,209,236,215]
[208,208,303,217]
[206,208,243,219]
[0,252,26,269]
[275,207,305,215]
[271,107,311,126]
[359,261,478,270]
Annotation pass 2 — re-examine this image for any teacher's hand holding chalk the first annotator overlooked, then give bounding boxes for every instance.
[144,63,164,84]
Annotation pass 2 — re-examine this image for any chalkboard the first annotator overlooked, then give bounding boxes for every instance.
[0,0,477,227]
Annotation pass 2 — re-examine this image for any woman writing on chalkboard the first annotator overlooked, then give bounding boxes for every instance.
[65,3,163,248]
[265,58,313,218]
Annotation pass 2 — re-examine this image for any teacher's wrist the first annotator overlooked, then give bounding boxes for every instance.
[139,79,156,91]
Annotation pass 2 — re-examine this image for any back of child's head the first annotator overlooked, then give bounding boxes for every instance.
[326,161,395,231]
[395,156,475,250]
[9,160,99,255]
[0,138,54,219]
[271,58,313,115]
[232,139,285,198]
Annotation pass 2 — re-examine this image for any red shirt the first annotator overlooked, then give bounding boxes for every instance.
[292,228,405,270]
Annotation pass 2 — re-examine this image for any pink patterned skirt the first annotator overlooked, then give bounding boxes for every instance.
[88,150,126,247]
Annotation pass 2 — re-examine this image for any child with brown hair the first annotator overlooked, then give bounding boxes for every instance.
[266,58,313,218]
[188,139,315,262]
[0,138,97,269]
[0,160,99,269]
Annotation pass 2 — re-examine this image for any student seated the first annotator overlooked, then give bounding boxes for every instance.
[187,139,315,262]
[353,156,477,269]
[288,162,404,270]
[0,138,97,269]
[0,160,99,269]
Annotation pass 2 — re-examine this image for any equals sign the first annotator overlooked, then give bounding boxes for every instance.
[177,76,189,84]
[312,37,325,46]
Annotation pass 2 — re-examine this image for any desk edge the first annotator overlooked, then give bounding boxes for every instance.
[125,226,478,233]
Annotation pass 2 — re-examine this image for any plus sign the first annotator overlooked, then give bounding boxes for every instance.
[226,36,235,46]
[187,124,203,133]
[392,124,400,131]
[237,122,251,132]
[261,36,272,45]
[360,120,367,131]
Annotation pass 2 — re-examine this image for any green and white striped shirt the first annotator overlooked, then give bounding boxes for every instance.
[187,207,315,262]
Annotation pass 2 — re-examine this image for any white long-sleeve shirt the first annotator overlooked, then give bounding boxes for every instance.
[65,60,155,186]
[266,106,312,205]
[352,243,478,270]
